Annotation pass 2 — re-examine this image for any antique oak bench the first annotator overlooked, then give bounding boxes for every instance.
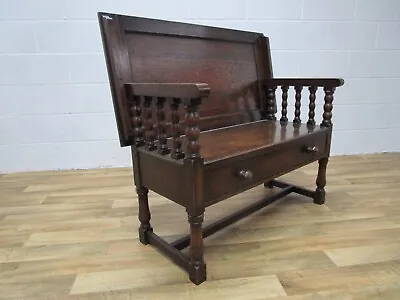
[98,12,344,285]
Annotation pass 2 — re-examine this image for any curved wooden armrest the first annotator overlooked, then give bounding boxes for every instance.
[263,78,345,88]
[125,83,211,99]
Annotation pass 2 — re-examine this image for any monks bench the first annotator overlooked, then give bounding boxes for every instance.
[97,12,345,285]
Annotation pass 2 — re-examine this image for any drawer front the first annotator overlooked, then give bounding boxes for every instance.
[204,131,329,205]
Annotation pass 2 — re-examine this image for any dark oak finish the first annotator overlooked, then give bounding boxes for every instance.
[202,122,330,206]
[308,86,317,126]
[190,120,328,163]
[99,12,274,147]
[262,78,344,87]
[98,12,345,285]
[125,83,211,99]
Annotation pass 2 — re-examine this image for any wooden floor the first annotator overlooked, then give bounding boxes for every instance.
[1,153,400,299]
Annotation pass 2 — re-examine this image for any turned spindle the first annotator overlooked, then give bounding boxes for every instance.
[130,95,145,147]
[321,87,335,127]
[156,97,170,155]
[143,96,157,151]
[170,98,184,159]
[266,86,277,120]
[307,86,317,126]
[185,99,201,159]
[280,85,289,123]
[293,86,302,124]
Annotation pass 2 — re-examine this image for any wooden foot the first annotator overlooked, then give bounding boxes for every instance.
[138,224,153,245]
[188,214,206,285]
[314,157,328,205]
[136,186,153,244]
[189,260,206,285]
[314,188,325,205]
[264,180,274,188]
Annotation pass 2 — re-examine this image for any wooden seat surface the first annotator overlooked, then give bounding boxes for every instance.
[194,121,328,163]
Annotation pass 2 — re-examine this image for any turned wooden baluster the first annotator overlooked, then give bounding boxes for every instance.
[266,86,277,120]
[143,96,157,151]
[293,86,302,124]
[185,98,201,158]
[321,87,335,127]
[280,85,289,123]
[307,86,317,126]
[156,97,170,155]
[130,95,145,147]
[170,98,184,159]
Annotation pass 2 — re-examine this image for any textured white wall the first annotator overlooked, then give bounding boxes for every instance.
[1,0,400,173]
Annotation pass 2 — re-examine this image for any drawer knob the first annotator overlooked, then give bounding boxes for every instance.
[238,170,253,180]
[303,145,319,153]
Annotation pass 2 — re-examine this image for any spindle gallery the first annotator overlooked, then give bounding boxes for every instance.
[98,12,345,285]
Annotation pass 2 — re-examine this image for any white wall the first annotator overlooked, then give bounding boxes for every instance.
[1,0,400,173]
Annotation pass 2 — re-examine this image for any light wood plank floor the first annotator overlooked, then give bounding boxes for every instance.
[1,153,400,299]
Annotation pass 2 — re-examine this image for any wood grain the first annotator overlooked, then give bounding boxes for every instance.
[98,12,272,147]
[195,120,329,163]
[0,153,400,298]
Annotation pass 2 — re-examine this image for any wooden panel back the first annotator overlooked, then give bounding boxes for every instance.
[98,12,274,146]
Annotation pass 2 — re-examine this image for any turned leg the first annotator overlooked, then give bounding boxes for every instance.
[137,186,153,244]
[188,213,206,285]
[314,157,328,205]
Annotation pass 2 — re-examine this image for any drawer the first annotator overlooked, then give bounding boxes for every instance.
[203,131,329,205]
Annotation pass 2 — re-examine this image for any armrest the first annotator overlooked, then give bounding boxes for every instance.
[125,83,211,99]
[262,78,344,88]
[261,78,344,126]
[125,82,208,160]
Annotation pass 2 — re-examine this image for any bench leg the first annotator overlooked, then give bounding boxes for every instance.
[263,157,329,205]
[188,213,207,285]
[264,180,274,188]
[314,157,328,205]
[137,186,153,245]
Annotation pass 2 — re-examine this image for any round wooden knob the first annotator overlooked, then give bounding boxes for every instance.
[303,145,319,153]
[238,170,253,180]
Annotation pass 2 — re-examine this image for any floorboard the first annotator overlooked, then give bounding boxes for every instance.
[0,153,400,299]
